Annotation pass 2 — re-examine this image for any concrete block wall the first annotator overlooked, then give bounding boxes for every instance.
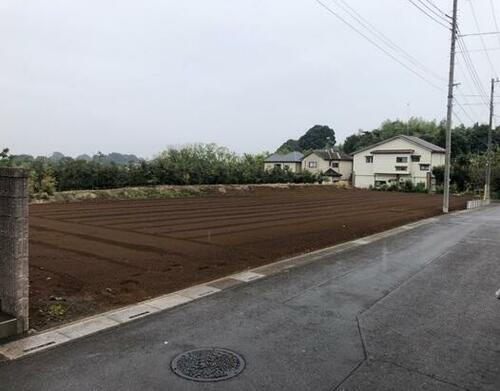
[0,167,29,334]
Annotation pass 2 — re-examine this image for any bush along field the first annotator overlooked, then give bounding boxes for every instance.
[370,180,428,193]
[0,145,321,201]
[2,118,500,200]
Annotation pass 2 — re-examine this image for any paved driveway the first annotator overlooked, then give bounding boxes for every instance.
[1,206,499,390]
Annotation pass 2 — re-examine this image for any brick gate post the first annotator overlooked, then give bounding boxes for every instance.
[0,167,29,334]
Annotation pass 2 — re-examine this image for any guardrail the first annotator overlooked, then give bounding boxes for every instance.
[467,199,491,209]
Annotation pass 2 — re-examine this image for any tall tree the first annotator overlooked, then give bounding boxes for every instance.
[298,125,336,151]
[276,125,336,153]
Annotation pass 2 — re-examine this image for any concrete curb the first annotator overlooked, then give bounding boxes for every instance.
[0,207,478,361]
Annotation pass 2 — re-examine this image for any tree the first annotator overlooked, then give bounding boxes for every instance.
[298,125,336,151]
[0,148,10,166]
[276,125,336,153]
[277,139,300,153]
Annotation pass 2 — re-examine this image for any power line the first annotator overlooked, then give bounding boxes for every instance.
[467,0,498,77]
[456,47,500,54]
[460,102,499,106]
[456,76,491,121]
[415,0,451,23]
[490,0,500,48]
[455,99,477,123]
[331,0,446,82]
[453,111,465,124]
[456,94,489,97]
[422,0,450,17]
[456,40,488,104]
[456,94,500,98]
[315,0,444,91]
[406,0,451,29]
[456,26,490,105]
[459,31,500,37]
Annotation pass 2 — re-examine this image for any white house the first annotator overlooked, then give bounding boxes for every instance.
[264,151,304,173]
[352,135,445,189]
[302,148,353,182]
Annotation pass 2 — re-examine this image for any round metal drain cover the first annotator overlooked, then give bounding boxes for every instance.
[171,348,245,382]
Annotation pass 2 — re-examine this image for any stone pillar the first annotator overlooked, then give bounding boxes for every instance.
[0,167,29,334]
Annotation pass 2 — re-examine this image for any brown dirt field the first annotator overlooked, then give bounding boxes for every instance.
[28,186,468,330]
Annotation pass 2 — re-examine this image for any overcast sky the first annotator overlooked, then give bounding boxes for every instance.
[1,0,499,158]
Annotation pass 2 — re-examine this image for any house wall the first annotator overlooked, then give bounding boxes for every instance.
[302,153,330,174]
[338,160,353,180]
[431,152,445,167]
[353,138,444,188]
[302,153,353,180]
[264,162,302,173]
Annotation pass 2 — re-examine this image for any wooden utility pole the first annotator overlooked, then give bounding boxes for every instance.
[484,78,499,201]
[443,0,459,213]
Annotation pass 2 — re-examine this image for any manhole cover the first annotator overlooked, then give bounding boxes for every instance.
[171,348,245,382]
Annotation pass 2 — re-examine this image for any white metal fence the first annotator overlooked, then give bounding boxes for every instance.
[466,199,491,209]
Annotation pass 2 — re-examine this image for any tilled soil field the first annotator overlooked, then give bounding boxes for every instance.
[29,186,467,329]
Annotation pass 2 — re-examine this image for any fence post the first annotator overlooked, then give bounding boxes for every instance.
[0,167,29,334]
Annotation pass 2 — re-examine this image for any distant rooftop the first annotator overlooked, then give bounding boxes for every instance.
[265,151,304,163]
[304,148,353,161]
[353,135,445,155]
[402,135,445,152]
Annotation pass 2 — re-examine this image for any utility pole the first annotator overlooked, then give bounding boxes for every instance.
[484,77,499,201]
[443,0,459,213]
[406,102,411,135]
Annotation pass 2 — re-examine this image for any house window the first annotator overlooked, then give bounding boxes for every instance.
[330,161,339,168]
[365,156,373,163]
[284,164,290,169]
[411,155,421,162]
[420,164,430,171]
[274,164,282,169]
[395,166,407,171]
[308,161,318,168]
[396,157,408,163]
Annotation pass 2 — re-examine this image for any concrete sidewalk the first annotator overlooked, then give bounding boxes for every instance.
[0,206,499,390]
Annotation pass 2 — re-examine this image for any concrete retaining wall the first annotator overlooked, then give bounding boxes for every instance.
[0,167,29,334]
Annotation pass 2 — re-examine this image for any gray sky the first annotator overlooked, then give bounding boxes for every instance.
[1,0,499,158]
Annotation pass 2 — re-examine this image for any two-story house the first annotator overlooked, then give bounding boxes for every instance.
[352,135,445,189]
[302,148,353,182]
[264,152,304,173]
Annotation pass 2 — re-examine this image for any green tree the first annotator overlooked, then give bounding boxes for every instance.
[0,148,10,166]
[276,125,336,153]
[298,125,336,151]
[277,139,300,153]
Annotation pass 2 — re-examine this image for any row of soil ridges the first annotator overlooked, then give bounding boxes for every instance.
[28,186,468,329]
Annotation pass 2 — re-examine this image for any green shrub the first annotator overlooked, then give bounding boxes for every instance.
[414,182,427,193]
[401,180,414,192]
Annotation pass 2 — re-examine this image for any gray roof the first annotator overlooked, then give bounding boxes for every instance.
[304,148,353,161]
[265,151,304,163]
[403,136,445,152]
[353,135,445,155]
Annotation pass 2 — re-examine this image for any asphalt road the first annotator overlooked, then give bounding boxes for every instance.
[1,206,499,390]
